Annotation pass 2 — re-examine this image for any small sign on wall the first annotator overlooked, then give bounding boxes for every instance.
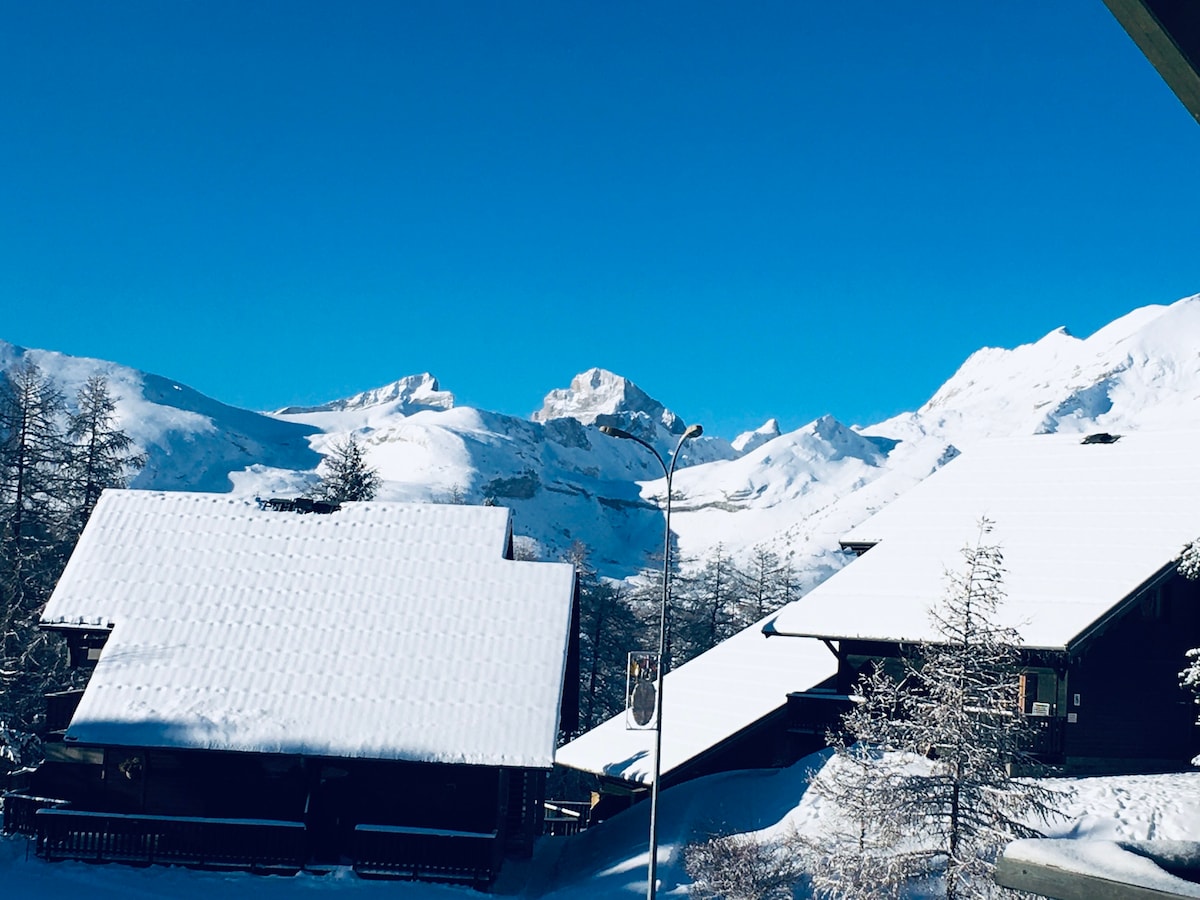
[1031,701,1051,717]
[626,652,660,730]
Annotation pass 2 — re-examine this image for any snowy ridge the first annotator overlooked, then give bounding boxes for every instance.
[732,417,780,453]
[0,340,320,494]
[274,373,454,417]
[7,293,1200,580]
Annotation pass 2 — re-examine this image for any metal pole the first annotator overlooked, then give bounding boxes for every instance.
[598,424,702,900]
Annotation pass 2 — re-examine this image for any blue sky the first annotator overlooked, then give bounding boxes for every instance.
[3,1,1198,440]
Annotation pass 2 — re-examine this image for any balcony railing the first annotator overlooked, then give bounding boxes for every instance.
[542,800,591,836]
[2,793,69,835]
[36,808,306,872]
[352,824,501,887]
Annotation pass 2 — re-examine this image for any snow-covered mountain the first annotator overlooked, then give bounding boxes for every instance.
[5,292,1200,581]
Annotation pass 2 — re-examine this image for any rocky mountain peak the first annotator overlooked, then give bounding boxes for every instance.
[732,418,781,454]
[532,368,685,437]
[275,373,455,416]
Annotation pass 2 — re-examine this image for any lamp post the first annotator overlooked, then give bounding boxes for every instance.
[599,422,703,900]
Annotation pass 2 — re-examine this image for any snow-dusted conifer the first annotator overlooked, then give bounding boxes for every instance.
[566,541,642,732]
[676,542,738,661]
[0,360,73,770]
[809,519,1059,899]
[310,433,380,503]
[733,543,797,629]
[64,375,145,535]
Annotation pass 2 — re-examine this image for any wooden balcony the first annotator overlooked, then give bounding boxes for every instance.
[352,824,501,887]
[36,808,306,872]
[542,800,592,836]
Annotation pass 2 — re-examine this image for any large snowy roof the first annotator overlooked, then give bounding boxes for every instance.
[769,431,1200,650]
[555,609,835,785]
[42,491,577,768]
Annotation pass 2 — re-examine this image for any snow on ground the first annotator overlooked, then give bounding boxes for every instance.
[7,756,1200,899]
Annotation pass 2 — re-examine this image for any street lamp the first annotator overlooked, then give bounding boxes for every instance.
[598,422,703,900]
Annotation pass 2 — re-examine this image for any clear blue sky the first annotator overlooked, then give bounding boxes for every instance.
[3,1,1198,439]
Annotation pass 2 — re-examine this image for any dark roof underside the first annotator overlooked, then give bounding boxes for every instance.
[1103,0,1200,124]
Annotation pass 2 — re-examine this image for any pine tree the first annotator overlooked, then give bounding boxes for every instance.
[310,433,381,503]
[64,375,145,536]
[675,542,738,662]
[0,360,73,769]
[565,541,643,731]
[808,520,1060,900]
[733,543,797,630]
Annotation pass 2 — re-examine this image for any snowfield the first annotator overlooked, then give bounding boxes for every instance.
[6,756,1200,898]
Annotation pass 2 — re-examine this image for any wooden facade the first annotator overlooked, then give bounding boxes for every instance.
[788,565,1200,774]
[7,699,553,887]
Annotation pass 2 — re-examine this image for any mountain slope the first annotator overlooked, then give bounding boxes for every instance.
[0,341,320,494]
[6,292,1200,580]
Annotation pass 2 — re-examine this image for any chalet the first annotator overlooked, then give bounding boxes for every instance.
[769,430,1200,774]
[3,491,579,888]
[560,430,1200,810]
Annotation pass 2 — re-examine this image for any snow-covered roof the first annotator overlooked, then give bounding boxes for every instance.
[42,490,577,768]
[769,431,1200,650]
[555,609,835,785]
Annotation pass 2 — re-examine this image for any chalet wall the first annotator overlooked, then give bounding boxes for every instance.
[19,744,548,871]
[1063,572,1200,771]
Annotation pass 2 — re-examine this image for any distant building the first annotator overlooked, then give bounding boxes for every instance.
[4,492,579,888]
[561,431,1200,813]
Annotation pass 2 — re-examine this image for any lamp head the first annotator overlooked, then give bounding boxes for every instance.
[683,424,704,439]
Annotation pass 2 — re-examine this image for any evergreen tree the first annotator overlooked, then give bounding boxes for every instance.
[310,433,381,503]
[675,542,738,662]
[808,520,1060,899]
[628,540,686,670]
[565,541,643,731]
[64,375,145,536]
[733,543,797,630]
[0,360,73,769]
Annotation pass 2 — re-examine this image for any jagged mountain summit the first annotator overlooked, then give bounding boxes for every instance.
[275,373,455,417]
[4,292,1199,579]
[531,367,736,466]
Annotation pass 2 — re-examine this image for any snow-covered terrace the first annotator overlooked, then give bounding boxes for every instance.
[769,430,1200,649]
[41,491,577,769]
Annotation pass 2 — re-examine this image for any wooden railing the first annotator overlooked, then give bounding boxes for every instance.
[542,800,591,836]
[2,793,69,835]
[786,691,855,737]
[352,824,501,887]
[36,808,306,871]
[1022,715,1066,760]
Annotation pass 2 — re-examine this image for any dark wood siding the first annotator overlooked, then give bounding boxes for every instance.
[1064,572,1200,771]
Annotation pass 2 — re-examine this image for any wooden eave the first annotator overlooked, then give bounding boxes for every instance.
[1103,0,1200,125]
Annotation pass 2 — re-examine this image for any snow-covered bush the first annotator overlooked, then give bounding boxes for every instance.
[684,830,804,900]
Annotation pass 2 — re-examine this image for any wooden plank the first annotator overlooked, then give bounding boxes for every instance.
[1101,0,1200,125]
[995,853,1200,899]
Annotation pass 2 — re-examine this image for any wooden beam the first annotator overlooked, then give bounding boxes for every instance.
[995,851,1200,899]
[1102,0,1200,125]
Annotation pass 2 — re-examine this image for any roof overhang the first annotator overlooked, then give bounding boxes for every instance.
[1102,0,1200,125]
